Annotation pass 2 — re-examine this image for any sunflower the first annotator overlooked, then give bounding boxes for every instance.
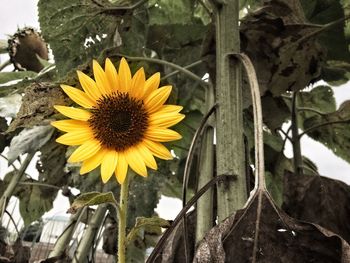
[51,58,184,184]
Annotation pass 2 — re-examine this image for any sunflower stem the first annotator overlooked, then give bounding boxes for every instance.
[118,172,131,263]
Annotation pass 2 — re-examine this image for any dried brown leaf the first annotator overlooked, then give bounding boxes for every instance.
[283,171,350,243]
[194,189,350,263]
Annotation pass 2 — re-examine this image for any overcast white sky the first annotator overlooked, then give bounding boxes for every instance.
[0,0,350,230]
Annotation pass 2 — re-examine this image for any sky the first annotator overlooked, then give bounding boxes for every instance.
[0,0,350,232]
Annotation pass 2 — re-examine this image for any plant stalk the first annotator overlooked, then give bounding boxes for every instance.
[291,92,303,176]
[214,0,247,221]
[195,82,215,244]
[49,207,86,258]
[0,152,35,222]
[72,205,107,263]
[118,172,130,263]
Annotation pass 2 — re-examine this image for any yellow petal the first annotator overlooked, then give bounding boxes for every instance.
[68,139,101,162]
[101,150,118,183]
[105,58,120,92]
[142,72,160,99]
[60,84,95,108]
[54,106,91,121]
[93,60,112,95]
[143,139,173,160]
[77,70,102,101]
[115,152,128,184]
[80,148,107,174]
[51,120,88,132]
[145,128,182,142]
[144,85,172,114]
[125,147,147,177]
[149,113,185,128]
[118,57,131,92]
[56,129,94,145]
[130,67,145,99]
[137,143,157,170]
[158,105,183,114]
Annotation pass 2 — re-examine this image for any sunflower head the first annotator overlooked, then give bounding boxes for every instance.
[52,58,184,184]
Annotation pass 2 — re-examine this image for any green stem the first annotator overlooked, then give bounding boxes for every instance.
[118,172,131,263]
[0,152,35,221]
[214,0,247,222]
[49,207,86,258]
[110,53,208,87]
[291,92,303,176]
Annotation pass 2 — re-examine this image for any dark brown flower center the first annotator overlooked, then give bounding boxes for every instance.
[88,92,148,151]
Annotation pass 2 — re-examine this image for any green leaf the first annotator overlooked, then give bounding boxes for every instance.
[38,0,117,76]
[301,0,350,62]
[302,100,350,163]
[68,191,117,214]
[17,185,55,226]
[0,71,37,85]
[322,61,350,86]
[7,125,54,164]
[148,0,193,25]
[261,95,290,131]
[297,85,337,129]
[126,216,170,245]
[38,138,68,188]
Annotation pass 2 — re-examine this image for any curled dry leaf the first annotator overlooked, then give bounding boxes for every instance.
[283,171,350,244]
[194,189,350,263]
[153,211,196,263]
[8,82,69,132]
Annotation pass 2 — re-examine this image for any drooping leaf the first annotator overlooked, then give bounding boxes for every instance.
[283,171,350,244]
[301,100,350,163]
[68,191,117,214]
[7,125,54,164]
[7,82,69,132]
[240,0,325,97]
[37,137,68,188]
[154,211,196,263]
[0,71,37,85]
[194,189,350,262]
[127,216,170,245]
[15,184,56,226]
[301,0,350,62]
[0,93,22,118]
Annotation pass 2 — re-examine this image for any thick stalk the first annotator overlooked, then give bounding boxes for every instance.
[291,92,303,176]
[118,172,130,263]
[72,205,107,263]
[195,126,215,243]
[214,0,247,221]
[195,83,215,244]
[49,207,86,258]
[0,152,35,221]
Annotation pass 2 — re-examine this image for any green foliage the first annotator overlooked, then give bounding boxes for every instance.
[7,125,54,164]
[0,71,37,85]
[148,0,193,25]
[16,184,56,226]
[126,216,170,245]
[68,191,117,213]
[302,100,350,163]
[38,0,117,76]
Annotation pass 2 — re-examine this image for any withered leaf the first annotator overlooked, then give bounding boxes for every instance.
[154,211,196,263]
[283,171,350,244]
[8,82,69,132]
[240,0,324,98]
[194,189,350,263]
